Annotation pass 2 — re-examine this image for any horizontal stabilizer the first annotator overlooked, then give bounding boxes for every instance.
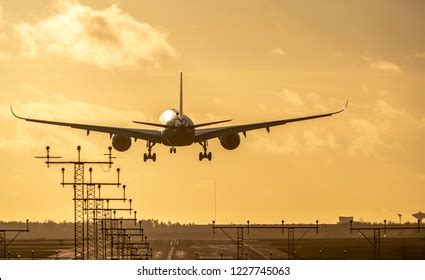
[190,119,233,128]
[132,121,175,129]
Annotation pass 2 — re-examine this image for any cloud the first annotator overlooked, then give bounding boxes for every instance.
[0,4,7,41]
[270,48,286,56]
[348,98,425,157]
[378,89,390,97]
[272,88,334,116]
[415,51,425,59]
[349,119,385,156]
[274,88,304,109]
[375,99,424,129]
[212,97,223,104]
[248,128,336,156]
[331,51,345,58]
[376,100,403,118]
[14,2,176,69]
[0,4,3,24]
[257,104,267,111]
[0,5,17,58]
[249,133,298,155]
[303,130,336,152]
[188,111,231,125]
[370,60,401,73]
[0,50,10,60]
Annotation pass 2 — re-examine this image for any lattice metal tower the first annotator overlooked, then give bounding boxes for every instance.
[35,145,153,260]
[350,219,425,260]
[213,220,319,260]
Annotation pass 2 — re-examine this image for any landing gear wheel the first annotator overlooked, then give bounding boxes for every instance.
[143,141,157,162]
[198,141,212,161]
[170,147,176,153]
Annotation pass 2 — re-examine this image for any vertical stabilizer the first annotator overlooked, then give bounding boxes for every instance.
[179,71,183,117]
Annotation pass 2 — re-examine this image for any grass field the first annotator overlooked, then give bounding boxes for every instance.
[1,239,73,259]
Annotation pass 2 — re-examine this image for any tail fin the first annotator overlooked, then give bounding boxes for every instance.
[179,71,183,117]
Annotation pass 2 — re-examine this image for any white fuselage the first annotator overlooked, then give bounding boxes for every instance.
[159,109,195,146]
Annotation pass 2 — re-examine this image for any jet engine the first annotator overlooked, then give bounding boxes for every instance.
[111,134,132,152]
[219,133,241,150]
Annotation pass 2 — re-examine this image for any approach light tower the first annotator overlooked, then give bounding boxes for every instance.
[35,145,153,260]
[212,220,319,260]
[35,145,115,259]
[350,219,425,259]
[0,220,30,259]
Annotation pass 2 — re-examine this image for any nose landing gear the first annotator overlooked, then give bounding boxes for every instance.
[143,141,157,162]
[170,147,177,154]
[198,141,212,161]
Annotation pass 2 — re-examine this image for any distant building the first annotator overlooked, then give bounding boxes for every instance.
[338,216,353,224]
[412,211,425,222]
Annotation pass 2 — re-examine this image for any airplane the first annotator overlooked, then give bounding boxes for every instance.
[11,72,348,162]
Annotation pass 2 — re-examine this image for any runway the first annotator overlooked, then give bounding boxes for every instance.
[151,239,289,260]
[4,237,425,260]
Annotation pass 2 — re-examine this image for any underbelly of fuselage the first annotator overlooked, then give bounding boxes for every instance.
[161,127,195,146]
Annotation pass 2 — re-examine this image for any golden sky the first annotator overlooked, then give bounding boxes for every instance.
[0,0,424,224]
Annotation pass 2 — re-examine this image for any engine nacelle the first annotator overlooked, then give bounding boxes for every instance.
[111,134,132,152]
[219,133,241,150]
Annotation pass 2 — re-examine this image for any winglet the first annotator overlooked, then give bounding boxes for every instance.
[344,100,349,110]
[333,100,349,114]
[10,106,25,120]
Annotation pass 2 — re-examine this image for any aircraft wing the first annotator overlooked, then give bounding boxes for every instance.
[10,107,162,143]
[194,101,348,142]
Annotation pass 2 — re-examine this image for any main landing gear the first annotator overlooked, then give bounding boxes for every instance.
[170,147,177,154]
[199,141,212,161]
[143,142,156,162]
